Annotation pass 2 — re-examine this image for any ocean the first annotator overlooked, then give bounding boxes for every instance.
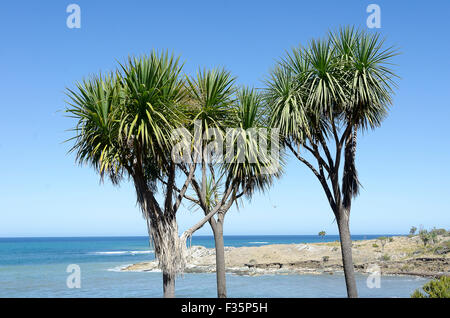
[0,235,428,298]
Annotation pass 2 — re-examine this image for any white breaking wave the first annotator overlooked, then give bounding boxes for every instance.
[91,250,153,256]
[107,264,162,273]
[107,264,133,272]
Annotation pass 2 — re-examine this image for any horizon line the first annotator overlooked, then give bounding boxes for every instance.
[0,233,406,239]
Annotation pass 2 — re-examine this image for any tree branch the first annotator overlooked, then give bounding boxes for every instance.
[156,174,199,205]
[304,143,331,173]
[286,142,337,211]
[180,164,208,211]
[173,162,196,213]
[181,181,235,239]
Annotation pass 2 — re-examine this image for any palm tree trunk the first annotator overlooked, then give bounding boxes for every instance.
[336,208,358,298]
[149,214,184,298]
[163,272,175,298]
[212,220,227,298]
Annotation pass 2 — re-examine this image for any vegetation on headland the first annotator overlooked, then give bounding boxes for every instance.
[407,227,450,256]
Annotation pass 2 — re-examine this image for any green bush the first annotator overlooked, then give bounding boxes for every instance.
[372,243,379,248]
[381,254,390,261]
[430,231,439,245]
[389,237,394,242]
[378,236,388,250]
[419,230,431,246]
[411,276,450,298]
[430,228,447,236]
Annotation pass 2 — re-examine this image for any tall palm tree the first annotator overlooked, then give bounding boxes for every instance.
[65,52,230,298]
[265,27,398,297]
[180,69,282,297]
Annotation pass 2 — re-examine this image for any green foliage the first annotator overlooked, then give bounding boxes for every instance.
[388,237,394,242]
[433,240,450,255]
[224,87,284,195]
[410,226,447,239]
[430,231,439,245]
[378,236,388,249]
[318,231,326,237]
[266,26,398,143]
[322,256,330,262]
[381,254,390,261]
[265,26,399,246]
[411,276,450,298]
[419,230,431,247]
[372,243,379,248]
[65,51,186,187]
[431,228,447,236]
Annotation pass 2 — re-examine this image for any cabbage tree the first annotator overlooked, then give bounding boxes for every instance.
[265,27,398,297]
[179,69,281,297]
[65,52,228,297]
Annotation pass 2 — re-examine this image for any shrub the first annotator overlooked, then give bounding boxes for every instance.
[430,228,447,236]
[411,276,450,298]
[381,254,390,261]
[419,230,431,247]
[372,243,379,248]
[389,237,394,242]
[401,264,410,271]
[378,237,388,250]
[322,256,329,263]
[430,231,439,245]
[409,226,417,236]
[433,240,450,255]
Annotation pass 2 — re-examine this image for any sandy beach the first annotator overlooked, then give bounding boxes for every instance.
[122,235,450,278]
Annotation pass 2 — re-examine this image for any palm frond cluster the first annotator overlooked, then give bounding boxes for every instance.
[66,53,277,196]
[266,26,398,209]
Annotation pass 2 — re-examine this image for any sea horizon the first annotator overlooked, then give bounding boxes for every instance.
[0,233,405,239]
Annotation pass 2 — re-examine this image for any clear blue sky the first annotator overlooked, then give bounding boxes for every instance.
[0,0,449,237]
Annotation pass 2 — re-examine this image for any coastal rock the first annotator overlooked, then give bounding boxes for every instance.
[121,235,450,277]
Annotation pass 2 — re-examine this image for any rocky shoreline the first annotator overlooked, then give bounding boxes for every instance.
[121,235,449,278]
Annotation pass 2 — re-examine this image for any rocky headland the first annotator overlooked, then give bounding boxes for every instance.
[121,235,450,278]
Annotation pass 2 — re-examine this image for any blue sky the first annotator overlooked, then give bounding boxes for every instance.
[0,0,449,237]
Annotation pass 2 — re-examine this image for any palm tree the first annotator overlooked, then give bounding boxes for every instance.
[318,231,326,240]
[265,27,398,297]
[65,52,229,297]
[180,69,282,297]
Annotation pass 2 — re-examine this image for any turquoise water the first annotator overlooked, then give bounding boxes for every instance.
[0,236,428,297]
